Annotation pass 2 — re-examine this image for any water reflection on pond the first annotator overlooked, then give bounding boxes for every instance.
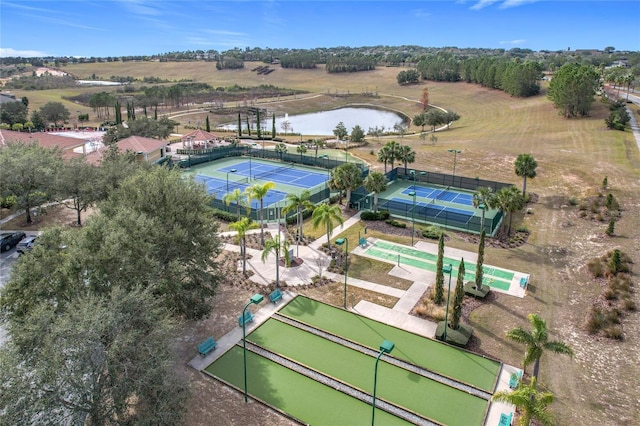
[221,107,404,136]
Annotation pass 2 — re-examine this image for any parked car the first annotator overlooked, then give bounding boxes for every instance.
[16,236,38,255]
[0,231,26,252]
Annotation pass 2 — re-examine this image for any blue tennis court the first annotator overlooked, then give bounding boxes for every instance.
[194,174,288,208]
[220,161,327,189]
[401,185,474,206]
[388,197,474,224]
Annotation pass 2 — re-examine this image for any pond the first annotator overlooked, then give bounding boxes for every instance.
[220,107,404,136]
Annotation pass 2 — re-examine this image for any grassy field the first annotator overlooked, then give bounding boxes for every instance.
[9,61,640,424]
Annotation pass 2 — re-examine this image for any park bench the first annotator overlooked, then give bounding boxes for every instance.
[238,310,254,327]
[509,370,523,389]
[269,288,283,304]
[498,412,512,426]
[197,336,217,357]
[519,276,529,288]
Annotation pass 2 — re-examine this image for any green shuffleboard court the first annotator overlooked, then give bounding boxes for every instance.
[280,296,500,392]
[206,295,503,425]
[206,345,412,426]
[369,240,514,291]
[249,318,488,425]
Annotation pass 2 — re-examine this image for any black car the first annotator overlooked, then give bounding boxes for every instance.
[16,236,38,255]
[0,231,26,252]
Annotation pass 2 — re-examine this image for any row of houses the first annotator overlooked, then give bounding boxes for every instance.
[0,129,169,164]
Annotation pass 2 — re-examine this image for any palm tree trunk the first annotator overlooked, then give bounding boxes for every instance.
[241,240,247,275]
[326,224,331,248]
[259,200,265,246]
[275,247,280,287]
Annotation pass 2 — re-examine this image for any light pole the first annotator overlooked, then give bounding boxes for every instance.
[408,191,416,246]
[335,237,349,309]
[242,293,264,403]
[442,264,453,342]
[447,149,461,182]
[372,340,395,426]
[226,168,237,192]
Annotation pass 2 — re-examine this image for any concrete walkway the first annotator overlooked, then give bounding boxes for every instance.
[195,213,520,425]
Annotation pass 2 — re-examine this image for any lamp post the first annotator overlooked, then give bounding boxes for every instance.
[242,293,264,403]
[408,191,416,246]
[372,340,395,426]
[447,149,461,182]
[226,168,237,192]
[335,237,349,309]
[442,264,453,342]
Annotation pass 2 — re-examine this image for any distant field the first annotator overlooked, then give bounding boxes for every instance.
[9,61,640,424]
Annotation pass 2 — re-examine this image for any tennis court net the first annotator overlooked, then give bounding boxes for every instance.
[254,163,295,180]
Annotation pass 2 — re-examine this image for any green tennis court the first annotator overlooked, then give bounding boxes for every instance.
[206,346,412,426]
[367,240,514,291]
[280,296,500,392]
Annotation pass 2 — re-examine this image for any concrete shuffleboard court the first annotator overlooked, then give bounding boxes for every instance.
[205,296,502,425]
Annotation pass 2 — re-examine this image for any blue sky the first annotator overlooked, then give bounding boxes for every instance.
[1,1,638,57]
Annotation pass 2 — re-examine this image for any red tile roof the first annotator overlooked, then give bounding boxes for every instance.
[115,135,168,153]
[0,129,86,152]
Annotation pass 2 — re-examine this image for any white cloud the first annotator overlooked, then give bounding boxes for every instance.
[412,9,431,18]
[470,0,500,10]
[471,0,538,10]
[0,48,53,58]
[499,39,527,46]
[500,0,538,9]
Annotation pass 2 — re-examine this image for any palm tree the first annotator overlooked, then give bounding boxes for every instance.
[397,145,416,175]
[377,145,392,174]
[334,163,363,209]
[311,203,344,249]
[261,234,290,288]
[495,186,524,236]
[506,313,574,380]
[384,141,401,169]
[327,168,346,205]
[282,190,313,245]
[472,187,495,231]
[222,188,248,220]
[246,181,275,246]
[363,171,388,212]
[492,376,554,426]
[229,217,259,275]
[514,154,538,198]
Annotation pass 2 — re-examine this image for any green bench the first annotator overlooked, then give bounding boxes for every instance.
[498,412,512,426]
[197,336,217,357]
[238,310,254,327]
[269,288,283,304]
[509,370,522,389]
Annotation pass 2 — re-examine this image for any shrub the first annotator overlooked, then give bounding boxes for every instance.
[385,219,407,228]
[568,197,579,206]
[360,210,389,221]
[587,258,604,277]
[422,226,445,239]
[516,225,529,233]
[585,306,604,333]
[604,324,624,340]
[210,207,237,222]
[605,218,615,236]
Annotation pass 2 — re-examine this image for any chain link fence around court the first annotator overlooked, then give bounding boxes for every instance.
[176,144,368,176]
[350,167,511,235]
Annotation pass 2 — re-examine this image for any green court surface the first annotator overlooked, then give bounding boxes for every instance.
[280,296,500,393]
[249,318,488,425]
[206,346,412,426]
[370,240,513,291]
